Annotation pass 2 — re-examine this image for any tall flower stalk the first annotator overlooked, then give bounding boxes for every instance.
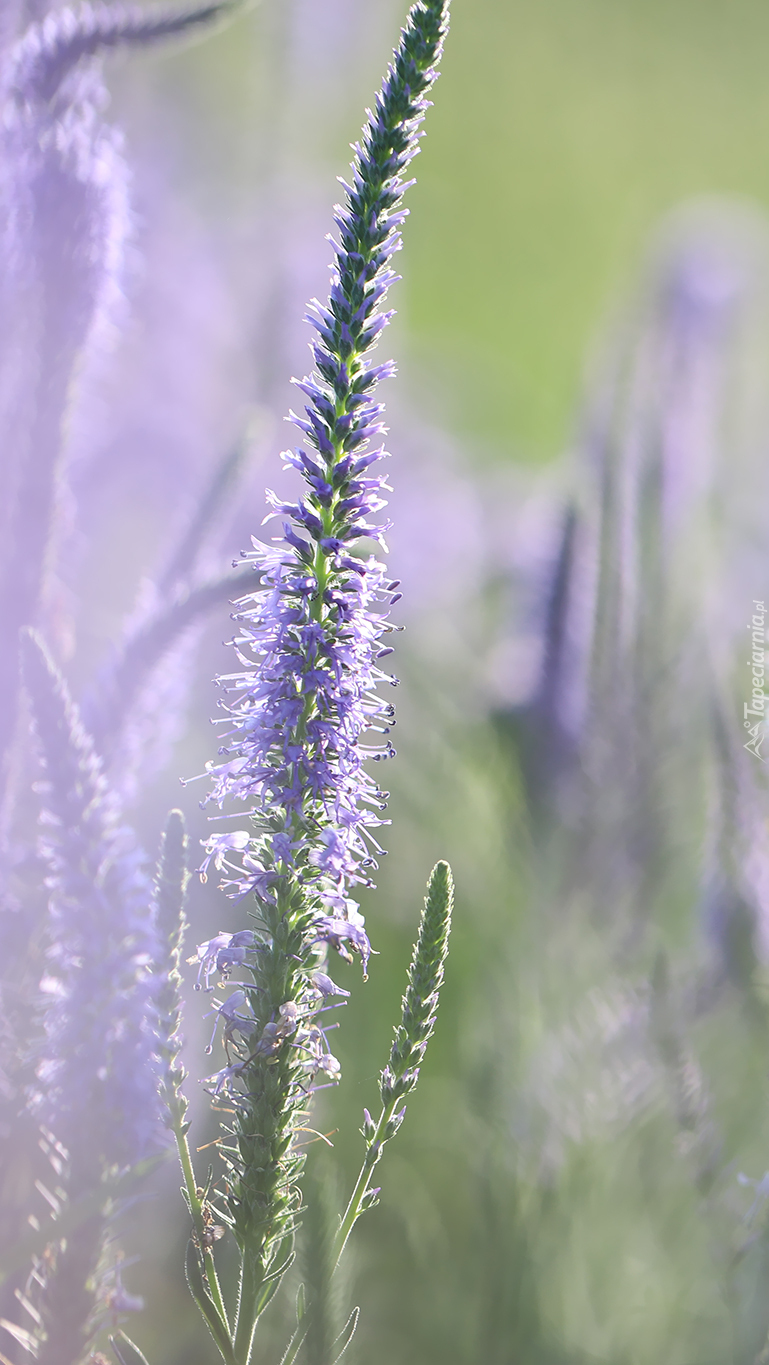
[181,4,451,1361]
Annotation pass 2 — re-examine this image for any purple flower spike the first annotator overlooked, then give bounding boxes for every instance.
[199,1,454,942]
[189,0,451,1304]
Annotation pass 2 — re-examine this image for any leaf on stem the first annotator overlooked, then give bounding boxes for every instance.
[184,1239,234,1361]
[331,1308,359,1364]
[109,1331,151,1365]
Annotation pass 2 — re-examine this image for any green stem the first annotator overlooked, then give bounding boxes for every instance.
[308,365,361,625]
[333,1093,399,1269]
[173,1123,234,1360]
[233,1254,264,1365]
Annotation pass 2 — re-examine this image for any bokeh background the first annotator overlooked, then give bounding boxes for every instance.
[45,0,769,1360]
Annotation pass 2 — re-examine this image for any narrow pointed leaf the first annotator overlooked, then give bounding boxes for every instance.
[109,1331,151,1365]
[0,1319,39,1355]
[184,1240,233,1360]
[332,1307,360,1364]
[277,1324,309,1365]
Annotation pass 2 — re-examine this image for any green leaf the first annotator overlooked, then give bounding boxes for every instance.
[276,1323,308,1365]
[332,1307,360,1364]
[263,1246,296,1287]
[184,1239,234,1362]
[254,1268,284,1322]
[0,1317,39,1355]
[109,1330,151,1365]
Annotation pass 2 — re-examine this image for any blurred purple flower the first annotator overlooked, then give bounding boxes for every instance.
[90,587,205,806]
[0,6,131,810]
[22,629,163,1174]
[492,205,767,838]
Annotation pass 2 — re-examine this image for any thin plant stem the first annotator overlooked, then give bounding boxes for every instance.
[333,1091,402,1269]
[175,1126,231,1331]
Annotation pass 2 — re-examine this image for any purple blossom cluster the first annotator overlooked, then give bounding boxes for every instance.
[205,541,395,919]
[201,0,450,954]
[201,972,348,1104]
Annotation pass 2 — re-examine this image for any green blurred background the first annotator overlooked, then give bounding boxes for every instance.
[119,0,769,463]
